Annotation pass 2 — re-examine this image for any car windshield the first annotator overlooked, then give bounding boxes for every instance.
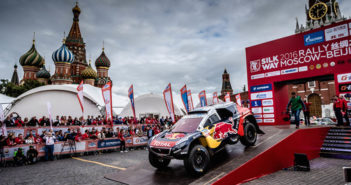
[171,114,205,133]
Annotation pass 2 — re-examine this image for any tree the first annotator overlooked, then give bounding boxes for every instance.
[0,79,44,98]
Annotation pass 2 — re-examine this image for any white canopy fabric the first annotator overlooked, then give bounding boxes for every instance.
[119,93,184,118]
[0,93,15,110]
[6,84,124,119]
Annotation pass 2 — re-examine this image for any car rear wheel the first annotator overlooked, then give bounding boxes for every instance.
[149,152,171,169]
[240,121,257,147]
[184,145,210,175]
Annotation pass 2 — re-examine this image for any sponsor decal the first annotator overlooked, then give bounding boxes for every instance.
[330,62,335,67]
[316,64,321,69]
[250,84,272,93]
[309,65,315,70]
[304,30,325,46]
[323,63,328,68]
[265,70,281,77]
[133,137,148,145]
[88,141,97,148]
[150,140,175,148]
[98,139,121,148]
[251,107,262,114]
[254,114,262,118]
[262,99,274,106]
[263,114,275,118]
[299,66,308,72]
[281,68,298,75]
[338,73,351,83]
[263,106,274,113]
[251,100,262,107]
[251,91,273,100]
[250,59,261,73]
[325,24,348,41]
[339,83,351,92]
[251,73,265,80]
[264,119,275,123]
[164,133,186,140]
[213,122,237,140]
[256,119,263,123]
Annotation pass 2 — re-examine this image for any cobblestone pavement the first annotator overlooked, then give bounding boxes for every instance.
[245,157,351,185]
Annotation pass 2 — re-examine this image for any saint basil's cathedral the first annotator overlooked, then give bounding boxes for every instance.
[12,2,111,88]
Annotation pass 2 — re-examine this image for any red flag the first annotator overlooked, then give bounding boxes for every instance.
[102,82,113,122]
[128,85,136,120]
[187,90,194,111]
[163,83,176,123]
[235,94,242,106]
[225,92,231,102]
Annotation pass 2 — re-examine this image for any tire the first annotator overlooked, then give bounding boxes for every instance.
[148,152,171,169]
[227,134,239,145]
[240,121,257,147]
[184,145,210,175]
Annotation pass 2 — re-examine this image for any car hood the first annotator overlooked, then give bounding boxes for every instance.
[149,131,192,148]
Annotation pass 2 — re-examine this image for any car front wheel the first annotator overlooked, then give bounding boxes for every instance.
[149,152,171,169]
[184,144,210,175]
[240,121,257,147]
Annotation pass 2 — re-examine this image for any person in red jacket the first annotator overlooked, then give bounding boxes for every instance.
[118,130,127,153]
[340,95,350,126]
[334,95,344,126]
[15,134,24,144]
[303,101,311,126]
[15,117,24,127]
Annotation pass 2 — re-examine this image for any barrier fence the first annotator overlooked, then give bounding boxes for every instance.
[2,125,153,160]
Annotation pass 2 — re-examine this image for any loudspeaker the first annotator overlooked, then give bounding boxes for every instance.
[294,153,310,171]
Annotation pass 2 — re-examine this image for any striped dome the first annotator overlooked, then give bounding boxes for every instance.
[36,65,50,79]
[81,62,97,79]
[52,43,74,63]
[95,51,110,68]
[19,43,45,67]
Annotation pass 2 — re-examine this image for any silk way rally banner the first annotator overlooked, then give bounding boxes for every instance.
[163,83,176,123]
[180,85,189,113]
[225,92,231,102]
[128,85,136,119]
[102,82,113,121]
[199,90,207,107]
[213,92,219,104]
[77,81,84,116]
[235,94,242,106]
[187,90,194,111]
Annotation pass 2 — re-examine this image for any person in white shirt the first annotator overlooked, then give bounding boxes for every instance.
[43,131,56,161]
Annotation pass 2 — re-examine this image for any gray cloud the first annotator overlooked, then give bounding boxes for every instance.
[1,0,351,106]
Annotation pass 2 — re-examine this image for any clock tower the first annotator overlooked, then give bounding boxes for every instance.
[295,0,345,34]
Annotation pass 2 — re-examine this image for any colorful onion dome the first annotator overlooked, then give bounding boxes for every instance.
[95,48,111,68]
[52,40,74,63]
[19,40,45,67]
[36,64,50,79]
[81,60,97,79]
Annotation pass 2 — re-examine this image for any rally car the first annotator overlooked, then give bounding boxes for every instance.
[147,102,264,175]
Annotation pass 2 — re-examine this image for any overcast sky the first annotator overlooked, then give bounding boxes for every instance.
[0,0,351,106]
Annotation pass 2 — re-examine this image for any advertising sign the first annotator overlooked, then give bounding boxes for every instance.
[250,84,272,93]
[338,73,351,83]
[199,90,207,107]
[263,107,274,113]
[128,85,136,119]
[251,107,262,114]
[102,82,113,121]
[325,24,348,41]
[98,139,121,148]
[263,114,275,118]
[304,30,324,46]
[339,83,351,92]
[180,85,189,113]
[133,136,148,145]
[187,90,194,111]
[251,91,273,100]
[264,119,275,123]
[251,100,262,107]
[163,83,176,123]
[262,99,274,106]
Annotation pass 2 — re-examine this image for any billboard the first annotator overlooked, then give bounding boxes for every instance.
[246,19,351,125]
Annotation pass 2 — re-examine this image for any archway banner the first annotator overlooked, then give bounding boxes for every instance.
[102,82,113,122]
[128,85,136,120]
[163,83,175,123]
[199,90,207,107]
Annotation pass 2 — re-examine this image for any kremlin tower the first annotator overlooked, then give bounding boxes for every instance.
[51,38,75,85]
[95,43,111,87]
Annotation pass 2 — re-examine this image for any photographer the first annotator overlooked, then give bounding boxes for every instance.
[43,132,56,161]
[27,146,38,164]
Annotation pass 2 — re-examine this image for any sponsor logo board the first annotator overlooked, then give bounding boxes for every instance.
[254,114,262,118]
[281,68,298,75]
[263,114,275,118]
[263,106,274,113]
[251,91,273,100]
[250,84,272,93]
[265,71,281,77]
[251,73,265,80]
[339,83,351,92]
[304,30,325,46]
[256,119,263,123]
[250,60,261,73]
[299,66,308,72]
[338,73,351,83]
[264,119,275,123]
[262,99,274,106]
[325,24,349,41]
[251,100,262,107]
[251,107,262,114]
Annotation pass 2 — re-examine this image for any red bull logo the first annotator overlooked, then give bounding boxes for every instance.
[164,133,186,140]
[213,122,237,140]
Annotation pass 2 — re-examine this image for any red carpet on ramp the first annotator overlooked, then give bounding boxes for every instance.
[213,127,330,185]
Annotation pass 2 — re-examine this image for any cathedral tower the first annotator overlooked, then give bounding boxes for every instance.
[95,43,111,87]
[51,38,75,85]
[220,69,233,96]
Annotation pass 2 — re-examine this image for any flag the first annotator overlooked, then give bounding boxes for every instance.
[0,105,7,136]
[47,102,53,130]
[235,94,242,106]
[128,85,136,119]
[77,81,84,117]
[187,90,194,111]
[102,82,113,121]
[199,90,207,107]
[180,85,189,113]
[225,92,231,102]
[163,83,176,123]
[213,92,219,104]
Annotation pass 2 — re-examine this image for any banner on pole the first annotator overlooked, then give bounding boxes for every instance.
[225,92,231,103]
[180,85,189,113]
[235,94,242,106]
[199,90,207,107]
[213,92,219,104]
[128,85,136,119]
[47,102,53,130]
[77,81,84,117]
[163,83,176,123]
[187,90,194,111]
[102,82,113,121]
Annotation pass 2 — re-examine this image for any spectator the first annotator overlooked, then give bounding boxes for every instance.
[15,134,24,144]
[43,132,56,161]
[118,130,127,153]
[105,128,113,138]
[15,117,24,127]
[4,116,13,127]
[23,117,29,127]
[28,116,39,127]
[341,95,350,126]
[136,126,143,137]
[60,116,66,126]
[303,100,311,126]
[67,116,73,126]
[146,126,154,139]
[39,116,46,126]
[6,133,16,146]
[82,130,89,140]
[13,148,26,166]
[286,92,306,129]
[27,145,38,164]
[0,134,6,159]
[97,129,105,140]
[25,132,36,144]
[53,116,59,126]
[334,95,344,126]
